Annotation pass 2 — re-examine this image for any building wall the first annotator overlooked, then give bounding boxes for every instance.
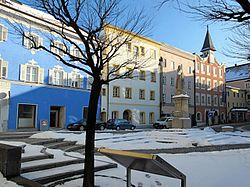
[0,2,93,131]
[195,55,226,125]
[101,30,161,127]
[160,44,194,117]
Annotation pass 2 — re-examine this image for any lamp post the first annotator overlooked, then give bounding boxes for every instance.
[159,57,163,117]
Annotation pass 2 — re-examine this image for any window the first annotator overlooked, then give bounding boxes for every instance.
[127,42,131,52]
[150,91,155,100]
[219,82,223,92]
[219,69,223,77]
[214,96,218,106]
[214,81,217,91]
[125,88,132,99]
[0,59,8,79]
[196,78,200,88]
[213,67,217,76]
[102,88,106,96]
[139,89,145,100]
[189,67,192,74]
[151,72,156,82]
[201,95,205,105]
[196,112,201,121]
[48,65,67,86]
[51,40,66,57]
[202,79,206,89]
[162,75,166,84]
[188,81,191,89]
[164,59,167,67]
[196,94,200,105]
[139,112,146,124]
[126,68,133,78]
[112,111,119,119]
[23,32,43,49]
[139,70,146,80]
[133,46,139,58]
[196,62,200,71]
[149,112,155,124]
[207,80,211,89]
[202,64,206,73]
[140,46,145,56]
[113,86,120,97]
[207,66,210,74]
[0,24,8,41]
[172,61,175,70]
[170,77,174,86]
[150,49,156,59]
[207,95,211,105]
[20,60,44,83]
[112,65,120,76]
[70,46,83,58]
[18,104,36,128]
[68,70,83,88]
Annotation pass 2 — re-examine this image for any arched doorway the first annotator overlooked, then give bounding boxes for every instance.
[123,110,132,121]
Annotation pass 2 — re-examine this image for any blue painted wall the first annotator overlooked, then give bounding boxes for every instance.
[0,17,99,130]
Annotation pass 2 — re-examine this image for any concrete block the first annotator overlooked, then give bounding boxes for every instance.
[0,144,21,178]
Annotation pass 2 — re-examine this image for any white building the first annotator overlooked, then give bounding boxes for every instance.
[101,29,161,127]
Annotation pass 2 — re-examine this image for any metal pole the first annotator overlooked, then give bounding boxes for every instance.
[181,177,186,187]
[193,58,197,127]
[127,168,131,187]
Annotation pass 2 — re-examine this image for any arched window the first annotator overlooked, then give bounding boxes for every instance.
[196,112,201,121]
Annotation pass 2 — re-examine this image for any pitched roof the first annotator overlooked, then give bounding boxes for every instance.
[201,26,216,52]
[226,63,250,82]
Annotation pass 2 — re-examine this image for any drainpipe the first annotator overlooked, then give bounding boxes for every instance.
[159,57,163,117]
[193,55,197,127]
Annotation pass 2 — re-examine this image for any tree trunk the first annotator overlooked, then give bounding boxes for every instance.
[83,78,102,187]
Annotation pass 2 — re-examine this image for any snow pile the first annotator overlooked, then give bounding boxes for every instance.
[0,172,21,187]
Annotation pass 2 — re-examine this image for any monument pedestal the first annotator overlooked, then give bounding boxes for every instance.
[172,94,191,129]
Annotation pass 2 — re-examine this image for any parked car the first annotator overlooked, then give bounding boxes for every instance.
[106,119,136,130]
[67,119,106,131]
[153,116,173,129]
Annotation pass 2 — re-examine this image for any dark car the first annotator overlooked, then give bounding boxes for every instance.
[106,119,136,130]
[67,119,106,131]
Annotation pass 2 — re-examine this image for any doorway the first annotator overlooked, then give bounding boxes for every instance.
[123,110,132,121]
[50,106,65,128]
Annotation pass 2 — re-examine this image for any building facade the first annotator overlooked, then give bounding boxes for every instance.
[101,27,161,127]
[0,1,94,131]
[194,28,226,125]
[226,63,250,122]
[160,43,194,118]
[226,86,247,122]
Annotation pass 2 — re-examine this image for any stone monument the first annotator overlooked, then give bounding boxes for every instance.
[171,65,191,129]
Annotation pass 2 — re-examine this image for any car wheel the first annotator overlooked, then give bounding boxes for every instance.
[116,126,120,130]
[100,125,105,131]
[79,125,85,131]
[131,126,135,130]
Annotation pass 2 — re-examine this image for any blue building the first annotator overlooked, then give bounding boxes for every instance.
[0,0,97,131]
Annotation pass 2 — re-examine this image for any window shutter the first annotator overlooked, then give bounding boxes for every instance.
[0,26,3,41]
[39,67,44,83]
[87,76,93,90]
[3,27,7,41]
[20,64,26,81]
[23,33,29,48]
[48,69,53,84]
[63,71,68,86]
[68,72,72,87]
[79,75,84,88]
[38,37,43,47]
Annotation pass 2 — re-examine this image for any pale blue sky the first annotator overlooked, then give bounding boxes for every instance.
[131,0,240,67]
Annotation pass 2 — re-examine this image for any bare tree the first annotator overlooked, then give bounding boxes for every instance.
[7,0,150,186]
[159,0,250,61]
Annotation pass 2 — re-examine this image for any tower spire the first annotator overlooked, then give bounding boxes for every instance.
[201,26,216,52]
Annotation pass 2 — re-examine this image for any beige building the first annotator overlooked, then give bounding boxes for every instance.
[160,43,195,117]
[226,86,247,122]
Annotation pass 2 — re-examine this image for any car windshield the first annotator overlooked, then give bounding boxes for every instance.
[158,117,167,121]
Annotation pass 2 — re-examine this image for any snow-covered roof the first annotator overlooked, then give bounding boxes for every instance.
[226,64,250,82]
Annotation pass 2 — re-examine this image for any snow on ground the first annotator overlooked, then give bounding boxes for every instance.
[56,149,250,187]
[0,172,21,187]
[31,128,250,150]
